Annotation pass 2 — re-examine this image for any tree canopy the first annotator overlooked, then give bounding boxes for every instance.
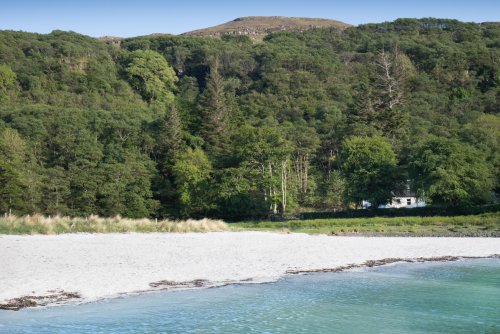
[124,50,177,106]
[0,19,498,219]
[341,136,400,207]
[409,138,494,206]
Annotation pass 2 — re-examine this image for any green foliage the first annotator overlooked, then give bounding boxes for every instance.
[0,215,228,234]
[0,64,16,102]
[157,105,183,170]
[341,136,400,207]
[0,64,16,95]
[0,129,28,213]
[319,170,347,210]
[210,167,268,220]
[410,138,494,205]
[233,213,500,237]
[199,59,237,161]
[124,49,178,105]
[0,18,499,220]
[232,125,293,214]
[172,147,212,217]
[97,152,158,218]
[300,204,500,219]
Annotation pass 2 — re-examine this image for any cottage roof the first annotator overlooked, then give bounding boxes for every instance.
[391,189,417,197]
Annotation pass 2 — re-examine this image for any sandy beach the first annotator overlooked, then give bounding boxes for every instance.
[1,232,499,308]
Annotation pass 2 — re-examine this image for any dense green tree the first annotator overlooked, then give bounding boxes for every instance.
[0,64,16,102]
[176,76,200,131]
[98,152,158,218]
[409,138,494,205]
[172,147,212,217]
[341,136,401,207]
[458,114,500,193]
[320,170,347,210]
[347,82,378,136]
[156,105,183,172]
[285,124,320,204]
[0,64,16,91]
[233,125,293,214]
[199,59,236,161]
[42,166,70,215]
[0,129,28,214]
[124,49,178,105]
[211,167,268,220]
[0,19,498,219]
[152,105,185,217]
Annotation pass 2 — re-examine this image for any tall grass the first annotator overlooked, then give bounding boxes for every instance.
[2,213,497,236]
[232,213,500,236]
[0,214,229,234]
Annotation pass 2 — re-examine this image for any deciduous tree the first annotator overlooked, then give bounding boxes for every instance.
[409,138,494,205]
[341,136,400,207]
[125,50,177,106]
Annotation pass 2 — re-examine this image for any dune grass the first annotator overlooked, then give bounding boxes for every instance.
[1,213,498,236]
[0,214,229,234]
[231,213,500,236]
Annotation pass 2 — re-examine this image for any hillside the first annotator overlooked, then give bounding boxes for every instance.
[182,16,351,40]
[0,18,498,220]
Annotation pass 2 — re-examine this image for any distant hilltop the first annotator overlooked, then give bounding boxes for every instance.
[97,18,499,42]
[181,16,352,40]
[480,21,500,27]
[97,36,123,45]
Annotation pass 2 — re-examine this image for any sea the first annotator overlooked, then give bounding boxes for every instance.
[1,258,499,333]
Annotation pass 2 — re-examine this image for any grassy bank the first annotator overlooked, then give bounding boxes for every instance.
[231,213,500,236]
[1,213,498,236]
[0,215,229,234]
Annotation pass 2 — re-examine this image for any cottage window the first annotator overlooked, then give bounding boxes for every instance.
[407,198,411,205]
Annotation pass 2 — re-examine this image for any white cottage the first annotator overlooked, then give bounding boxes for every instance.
[362,189,426,209]
[382,189,426,209]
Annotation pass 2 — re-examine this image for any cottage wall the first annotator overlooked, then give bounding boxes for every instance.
[362,197,426,209]
[384,197,426,209]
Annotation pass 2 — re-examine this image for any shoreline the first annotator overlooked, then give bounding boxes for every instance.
[2,255,499,311]
[1,232,499,310]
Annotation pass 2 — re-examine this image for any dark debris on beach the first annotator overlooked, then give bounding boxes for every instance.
[0,291,81,311]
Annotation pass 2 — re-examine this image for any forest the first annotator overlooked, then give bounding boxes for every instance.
[0,18,498,220]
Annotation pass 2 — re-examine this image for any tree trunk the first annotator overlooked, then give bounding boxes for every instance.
[268,162,276,214]
[281,160,287,214]
[303,154,309,194]
[259,163,267,203]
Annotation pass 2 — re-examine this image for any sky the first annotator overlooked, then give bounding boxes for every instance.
[1,0,499,37]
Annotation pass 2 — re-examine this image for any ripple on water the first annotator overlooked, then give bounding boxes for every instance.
[0,259,499,334]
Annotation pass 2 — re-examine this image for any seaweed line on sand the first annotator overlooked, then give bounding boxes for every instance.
[1,254,498,311]
[285,254,500,274]
[0,290,81,311]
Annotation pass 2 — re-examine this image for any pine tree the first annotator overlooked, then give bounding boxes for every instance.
[0,129,28,214]
[153,105,184,217]
[157,105,182,176]
[199,58,233,161]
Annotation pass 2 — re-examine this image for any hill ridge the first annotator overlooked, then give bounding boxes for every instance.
[181,16,351,40]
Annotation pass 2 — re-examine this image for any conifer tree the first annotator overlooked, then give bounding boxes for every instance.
[157,105,182,175]
[199,58,233,161]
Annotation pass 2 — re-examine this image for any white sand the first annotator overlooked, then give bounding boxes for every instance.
[0,232,499,304]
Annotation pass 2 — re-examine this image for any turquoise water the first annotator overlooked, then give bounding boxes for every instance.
[1,259,499,333]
